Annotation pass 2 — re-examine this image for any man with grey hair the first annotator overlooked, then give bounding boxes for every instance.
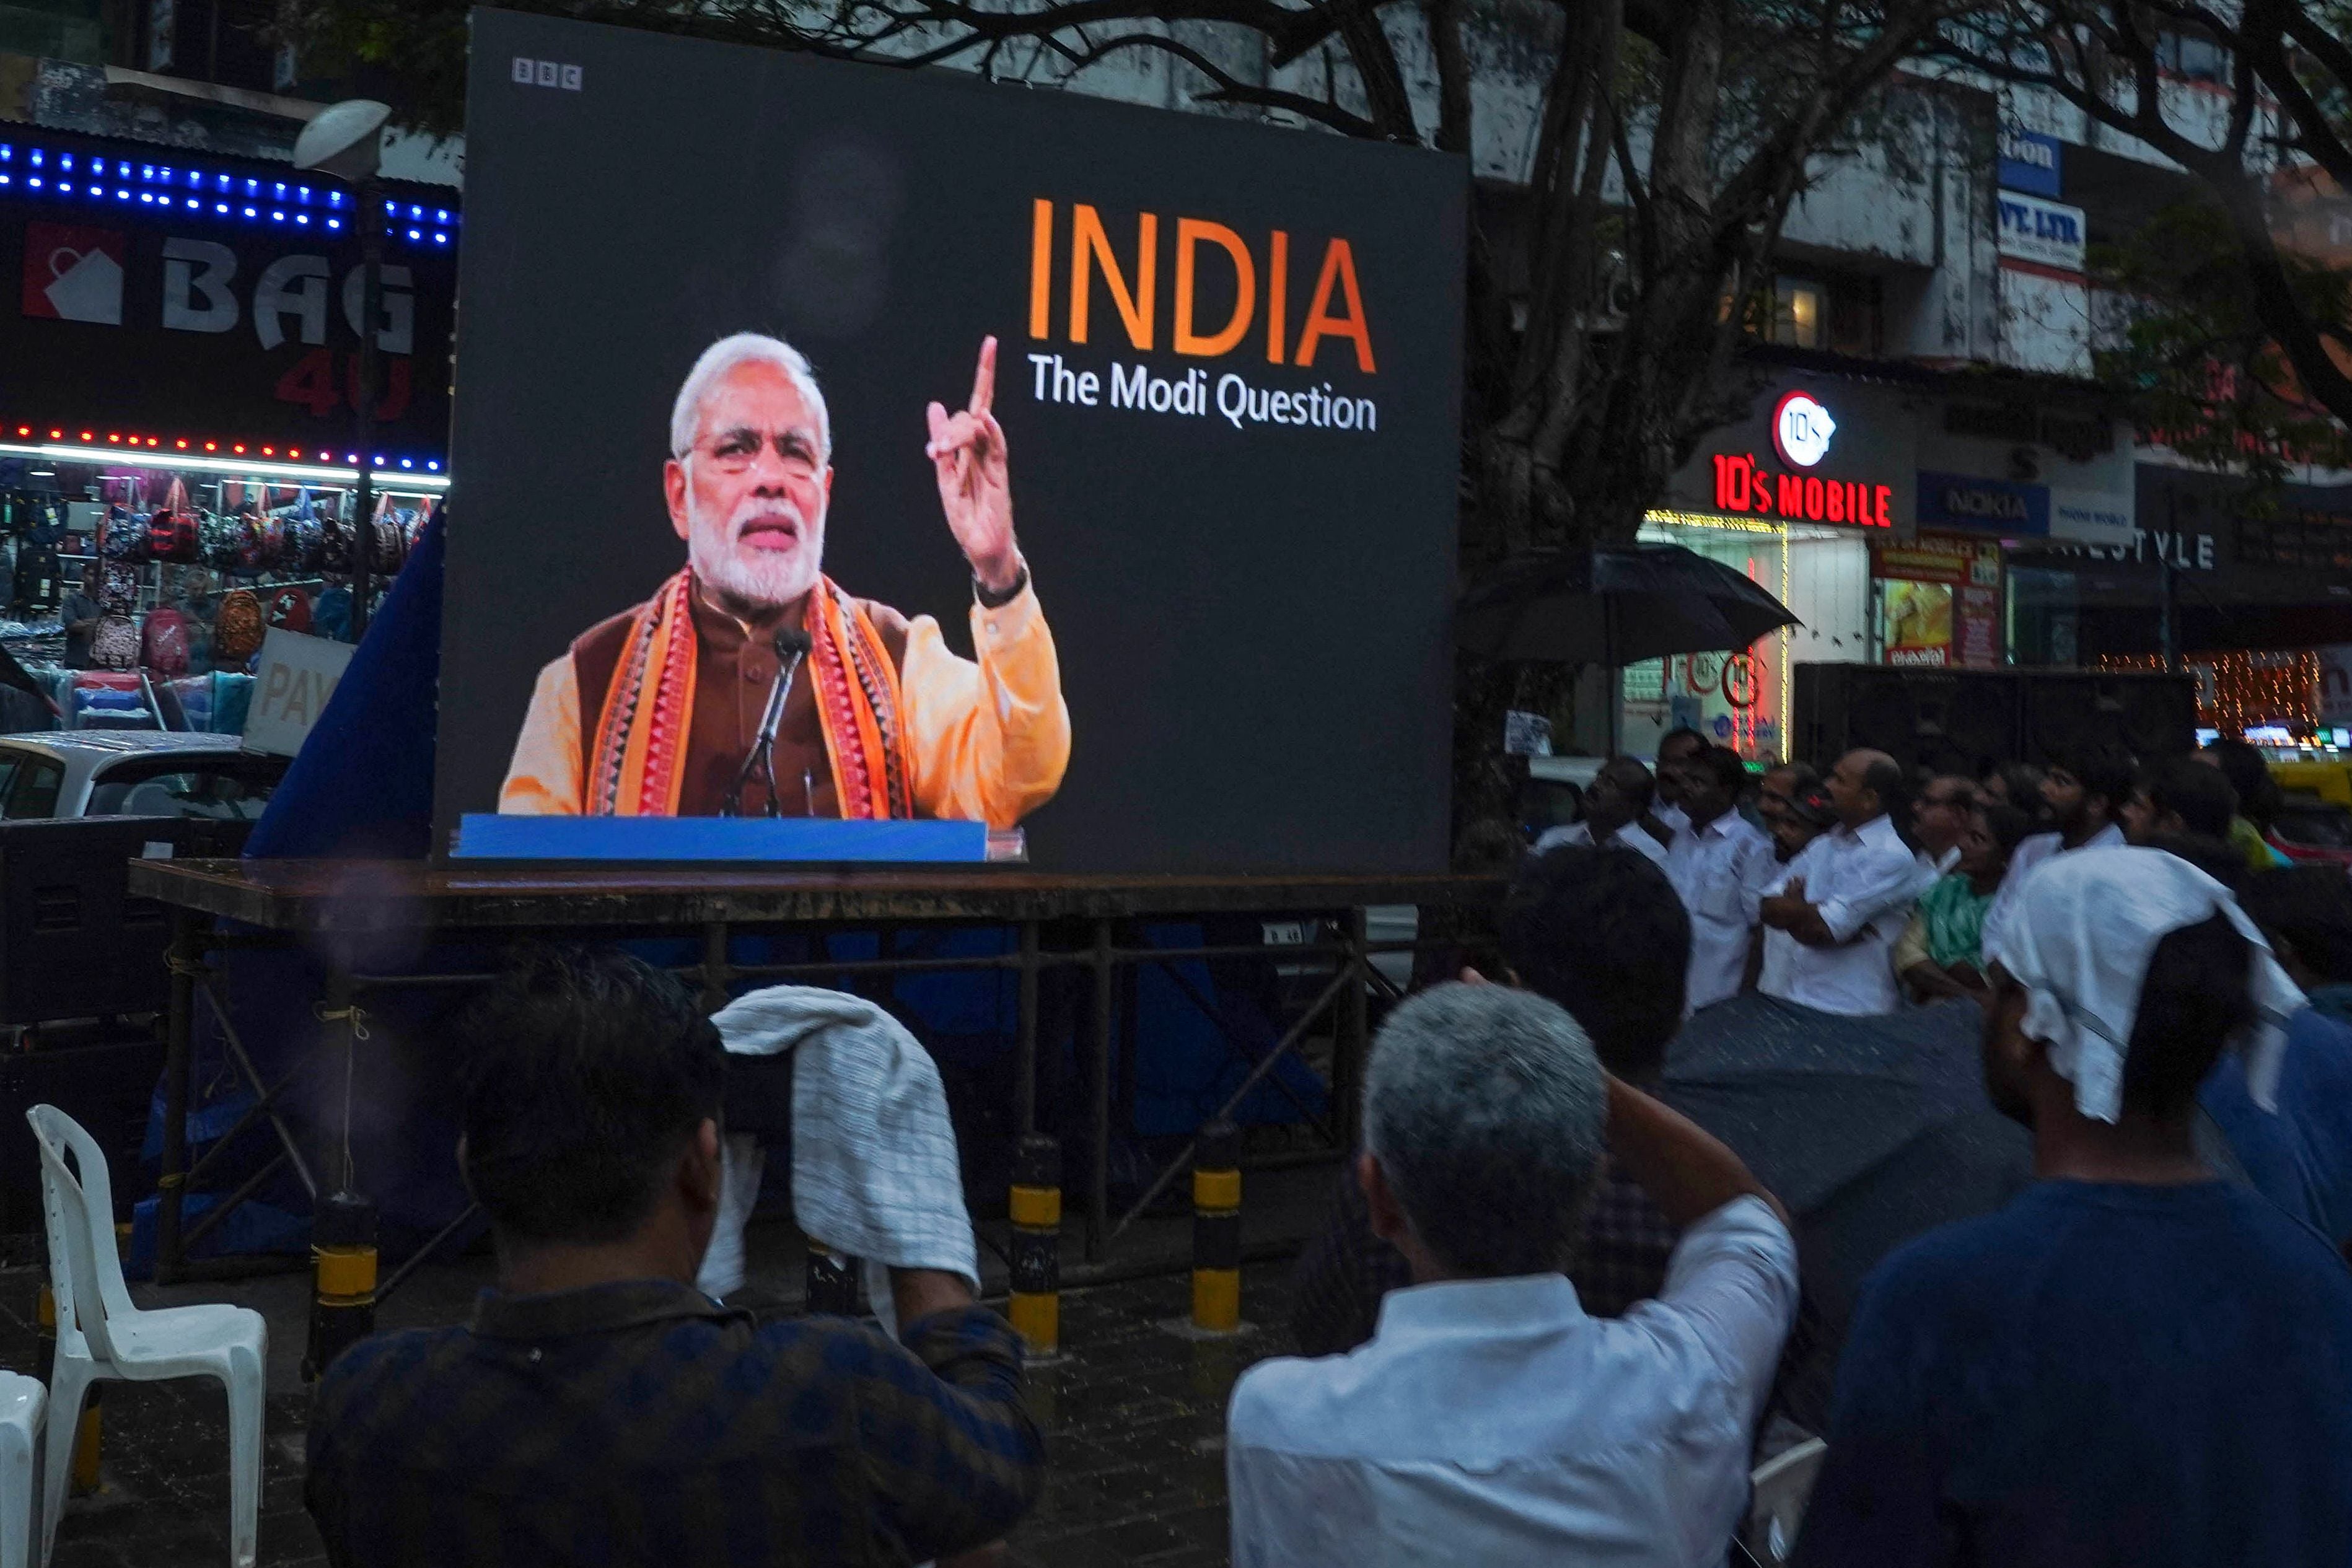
[501,333,1071,827]
[1228,982,1799,1566]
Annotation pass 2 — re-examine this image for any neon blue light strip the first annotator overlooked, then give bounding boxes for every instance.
[0,139,457,248]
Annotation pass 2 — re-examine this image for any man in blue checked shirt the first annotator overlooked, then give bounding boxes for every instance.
[304,948,1042,1567]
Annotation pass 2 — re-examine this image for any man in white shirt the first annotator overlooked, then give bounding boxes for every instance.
[1535,756,1670,867]
[1758,748,1921,1015]
[1665,745,1779,1012]
[1651,726,1711,838]
[1981,744,2135,956]
[1227,983,1799,1568]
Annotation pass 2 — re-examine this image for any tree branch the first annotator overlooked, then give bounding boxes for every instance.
[1066,30,1384,135]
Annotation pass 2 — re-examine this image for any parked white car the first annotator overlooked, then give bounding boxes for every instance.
[0,733,287,821]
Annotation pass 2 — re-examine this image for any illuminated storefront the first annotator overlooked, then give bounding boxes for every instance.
[1628,372,1916,760]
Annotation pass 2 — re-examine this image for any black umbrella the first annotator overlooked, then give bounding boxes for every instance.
[1456,542,1802,665]
[1657,992,2035,1427]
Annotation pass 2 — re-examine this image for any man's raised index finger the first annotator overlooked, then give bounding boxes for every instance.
[970,335,997,416]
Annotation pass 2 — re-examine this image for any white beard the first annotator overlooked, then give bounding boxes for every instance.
[688,496,826,611]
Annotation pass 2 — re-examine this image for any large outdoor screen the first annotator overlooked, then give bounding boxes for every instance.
[439,8,1467,872]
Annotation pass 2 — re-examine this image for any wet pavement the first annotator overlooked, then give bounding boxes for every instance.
[0,1237,1308,1567]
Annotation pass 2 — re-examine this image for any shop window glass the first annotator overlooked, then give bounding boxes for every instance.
[1625,521,1789,760]
[1771,279,1823,348]
[2156,30,2229,83]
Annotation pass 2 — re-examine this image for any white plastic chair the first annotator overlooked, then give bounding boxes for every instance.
[0,1372,43,1568]
[1744,1437,1828,1566]
[27,1105,265,1568]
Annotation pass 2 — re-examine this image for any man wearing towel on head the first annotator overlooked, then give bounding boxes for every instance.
[1796,847,2352,1567]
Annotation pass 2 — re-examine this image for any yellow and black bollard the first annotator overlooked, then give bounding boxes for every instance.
[304,1190,377,1382]
[1007,1134,1061,1354]
[1190,1119,1242,1334]
[805,1241,863,1316]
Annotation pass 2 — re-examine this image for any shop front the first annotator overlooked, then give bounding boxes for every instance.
[1631,370,1921,759]
[2011,463,2352,737]
[0,128,455,737]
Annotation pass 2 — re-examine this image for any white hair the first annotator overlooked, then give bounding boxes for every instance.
[669,333,832,461]
[1363,983,1607,1277]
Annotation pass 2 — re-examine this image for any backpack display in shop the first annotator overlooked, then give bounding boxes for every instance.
[213,588,265,668]
[265,585,312,634]
[89,610,141,672]
[12,540,61,613]
[283,489,325,574]
[146,480,200,564]
[139,605,191,676]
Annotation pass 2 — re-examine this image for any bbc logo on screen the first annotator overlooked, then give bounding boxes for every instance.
[512,56,584,91]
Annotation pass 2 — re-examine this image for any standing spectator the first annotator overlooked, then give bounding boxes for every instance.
[1652,725,1711,835]
[1910,774,1978,879]
[1291,845,1691,1354]
[1665,745,1779,1013]
[1535,756,1669,865]
[1982,744,2135,953]
[1897,804,2030,1004]
[1757,749,1921,1016]
[1796,848,2351,1568]
[2205,866,2352,1249]
[1757,761,1820,839]
[1232,983,1797,1567]
[306,948,1042,1568]
[59,561,103,670]
[2203,738,2292,870]
[2242,865,2352,1022]
[1766,775,1837,865]
[2122,754,2239,848]
[1979,761,2050,827]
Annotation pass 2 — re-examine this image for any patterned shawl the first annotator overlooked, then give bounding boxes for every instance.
[585,569,914,818]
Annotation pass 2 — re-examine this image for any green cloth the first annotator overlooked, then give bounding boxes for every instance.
[2229,816,2291,871]
[1917,872,1996,970]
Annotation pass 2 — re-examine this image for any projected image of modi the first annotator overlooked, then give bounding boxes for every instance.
[498,332,1071,826]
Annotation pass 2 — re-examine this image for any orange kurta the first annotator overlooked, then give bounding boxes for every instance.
[499,572,1069,830]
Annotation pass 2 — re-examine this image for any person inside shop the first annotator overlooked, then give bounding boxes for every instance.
[1757,749,1921,1017]
[60,560,103,670]
[1895,804,2032,1005]
[500,333,1071,827]
[1535,757,1669,865]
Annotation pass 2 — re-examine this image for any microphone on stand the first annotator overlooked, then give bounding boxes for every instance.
[720,628,812,818]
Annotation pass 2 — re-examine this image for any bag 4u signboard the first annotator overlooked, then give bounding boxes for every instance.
[0,135,457,458]
[441,10,1468,874]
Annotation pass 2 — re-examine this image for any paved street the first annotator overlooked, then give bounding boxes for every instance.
[0,1244,1305,1567]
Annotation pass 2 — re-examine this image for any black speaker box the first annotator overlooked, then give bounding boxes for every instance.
[2019,672,2199,766]
[1796,665,2022,777]
[0,815,252,1027]
[1795,665,2195,774]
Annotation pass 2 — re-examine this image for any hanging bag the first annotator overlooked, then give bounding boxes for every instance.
[213,588,265,668]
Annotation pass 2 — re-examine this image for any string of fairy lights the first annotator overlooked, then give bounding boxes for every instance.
[2095,650,2322,734]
